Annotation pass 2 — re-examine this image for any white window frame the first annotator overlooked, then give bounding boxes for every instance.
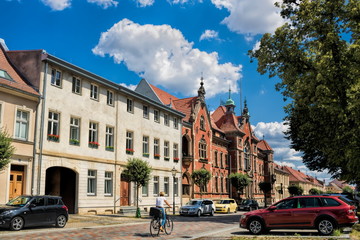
[87,170,97,195]
[143,105,149,119]
[154,138,160,156]
[127,99,133,113]
[89,122,98,143]
[164,177,169,196]
[107,90,114,106]
[173,143,178,159]
[142,182,149,197]
[15,109,29,140]
[72,76,81,94]
[199,140,207,159]
[142,136,149,156]
[153,176,159,196]
[48,111,60,136]
[126,131,133,150]
[104,171,113,196]
[154,109,159,123]
[164,114,169,126]
[106,126,114,150]
[51,68,62,87]
[90,84,99,100]
[173,117,178,129]
[164,141,169,159]
[69,117,80,144]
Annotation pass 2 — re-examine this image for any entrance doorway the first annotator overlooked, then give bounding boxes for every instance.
[9,165,25,200]
[120,174,130,206]
[45,167,76,213]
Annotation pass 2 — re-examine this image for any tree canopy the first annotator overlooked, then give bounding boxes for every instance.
[191,169,211,198]
[0,129,15,171]
[259,181,272,207]
[288,185,304,196]
[250,0,360,184]
[229,172,250,195]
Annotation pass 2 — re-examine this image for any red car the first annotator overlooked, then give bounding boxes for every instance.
[240,195,358,235]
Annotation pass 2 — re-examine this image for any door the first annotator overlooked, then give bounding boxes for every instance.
[9,171,24,200]
[264,198,297,227]
[120,175,130,206]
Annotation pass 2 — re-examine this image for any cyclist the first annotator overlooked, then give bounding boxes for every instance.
[155,191,171,231]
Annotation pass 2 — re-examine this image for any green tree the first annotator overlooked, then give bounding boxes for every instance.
[342,186,354,195]
[0,129,15,171]
[249,0,360,184]
[122,158,152,218]
[259,182,272,207]
[309,188,321,195]
[229,173,250,198]
[288,185,304,196]
[191,169,211,198]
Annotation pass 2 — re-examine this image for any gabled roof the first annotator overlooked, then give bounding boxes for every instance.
[257,139,273,151]
[0,44,39,97]
[150,84,179,107]
[283,166,311,184]
[172,97,197,122]
[211,106,243,133]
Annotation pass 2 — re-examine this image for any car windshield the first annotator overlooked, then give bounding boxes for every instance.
[186,200,200,205]
[219,200,230,204]
[241,200,251,205]
[6,196,31,206]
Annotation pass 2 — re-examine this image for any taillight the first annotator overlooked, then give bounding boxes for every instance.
[62,205,68,212]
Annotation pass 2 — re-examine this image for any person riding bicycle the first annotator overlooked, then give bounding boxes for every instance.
[155,191,171,231]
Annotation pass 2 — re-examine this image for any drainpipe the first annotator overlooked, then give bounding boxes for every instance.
[37,61,48,195]
[31,96,41,195]
[114,92,119,214]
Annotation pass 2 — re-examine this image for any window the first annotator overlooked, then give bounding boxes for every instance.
[126,131,133,153]
[164,177,169,196]
[69,117,80,145]
[0,69,14,81]
[220,153,223,168]
[276,199,297,209]
[214,151,218,167]
[215,175,219,193]
[221,176,224,192]
[174,177,179,197]
[107,90,113,106]
[48,111,60,140]
[173,143,179,161]
[199,139,207,160]
[173,117,178,129]
[90,84,98,100]
[89,122,98,147]
[322,198,341,207]
[15,110,29,140]
[142,183,148,197]
[127,99,133,113]
[104,171,113,196]
[164,114,169,126]
[72,77,81,94]
[154,109,159,123]
[143,105,149,119]
[154,138,160,158]
[244,145,250,171]
[105,126,114,151]
[87,170,97,195]
[153,176,159,196]
[164,141,169,160]
[51,68,61,87]
[142,136,149,157]
[200,116,205,130]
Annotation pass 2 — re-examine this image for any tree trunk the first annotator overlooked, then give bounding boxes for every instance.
[135,184,141,218]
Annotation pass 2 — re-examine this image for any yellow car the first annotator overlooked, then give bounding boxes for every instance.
[215,199,238,213]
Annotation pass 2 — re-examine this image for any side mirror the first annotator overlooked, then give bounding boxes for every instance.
[268,206,277,211]
[29,203,36,208]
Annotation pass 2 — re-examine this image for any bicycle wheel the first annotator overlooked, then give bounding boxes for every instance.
[150,218,160,237]
[164,216,173,235]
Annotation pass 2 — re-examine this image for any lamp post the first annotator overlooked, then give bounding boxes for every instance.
[171,167,177,215]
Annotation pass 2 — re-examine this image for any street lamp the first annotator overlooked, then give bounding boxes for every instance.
[171,167,177,215]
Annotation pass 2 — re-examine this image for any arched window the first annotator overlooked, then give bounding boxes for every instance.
[244,144,250,171]
[200,116,205,130]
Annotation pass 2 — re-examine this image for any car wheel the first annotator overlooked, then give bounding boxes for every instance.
[317,218,335,235]
[210,209,214,216]
[196,210,201,217]
[248,218,264,235]
[10,216,24,231]
[234,208,237,213]
[56,214,67,228]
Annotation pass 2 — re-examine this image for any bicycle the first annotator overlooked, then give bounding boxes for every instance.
[149,207,173,237]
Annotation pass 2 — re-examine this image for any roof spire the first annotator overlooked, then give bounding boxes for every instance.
[197,74,206,103]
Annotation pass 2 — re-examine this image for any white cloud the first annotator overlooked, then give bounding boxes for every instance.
[136,0,155,7]
[92,19,242,97]
[119,83,137,90]
[253,41,261,51]
[41,0,71,11]
[200,30,219,41]
[87,0,118,9]
[211,0,285,37]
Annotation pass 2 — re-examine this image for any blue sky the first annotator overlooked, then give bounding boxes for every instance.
[1,0,331,182]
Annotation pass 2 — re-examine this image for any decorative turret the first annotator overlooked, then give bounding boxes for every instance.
[197,76,206,104]
[225,87,235,113]
[242,99,250,119]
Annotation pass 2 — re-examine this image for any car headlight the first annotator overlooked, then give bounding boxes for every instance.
[223,206,226,208]
[0,211,13,217]
[240,215,246,220]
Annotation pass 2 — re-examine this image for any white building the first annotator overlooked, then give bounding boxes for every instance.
[6,47,184,214]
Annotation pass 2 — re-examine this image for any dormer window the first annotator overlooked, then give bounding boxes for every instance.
[0,69,13,82]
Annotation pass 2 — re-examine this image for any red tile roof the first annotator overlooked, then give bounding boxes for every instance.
[172,97,197,122]
[149,84,178,106]
[257,140,273,151]
[0,45,39,96]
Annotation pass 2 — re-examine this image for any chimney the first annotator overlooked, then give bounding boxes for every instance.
[0,38,9,51]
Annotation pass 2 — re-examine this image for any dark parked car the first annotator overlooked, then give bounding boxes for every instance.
[238,199,259,211]
[0,195,68,231]
[239,195,358,235]
[179,199,215,217]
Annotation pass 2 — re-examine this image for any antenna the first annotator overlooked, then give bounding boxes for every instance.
[239,78,243,113]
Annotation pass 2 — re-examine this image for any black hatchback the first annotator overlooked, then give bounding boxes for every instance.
[238,199,259,211]
[0,195,68,231]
